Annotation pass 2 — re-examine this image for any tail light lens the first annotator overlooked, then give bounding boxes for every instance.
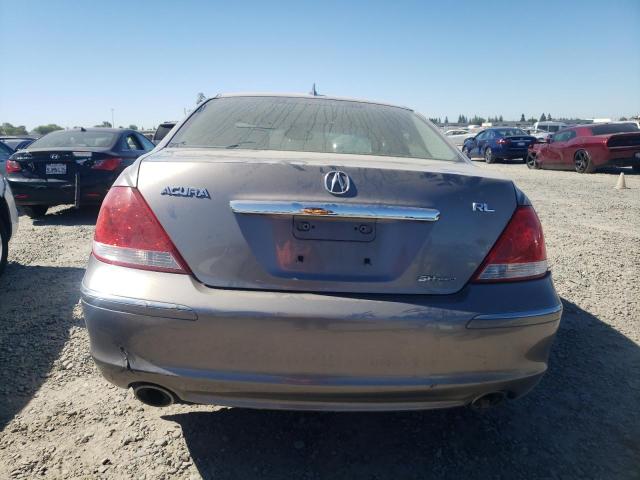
[472,206,547,282]
[497,138,508,145]
[93,186,190,274]
[91,157,123,171]
[6,160,22,173]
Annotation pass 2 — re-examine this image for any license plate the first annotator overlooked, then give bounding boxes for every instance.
[517,142,525,146]
[46,163,67,175]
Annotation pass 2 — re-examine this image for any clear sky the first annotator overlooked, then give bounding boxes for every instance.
[1,0,639,130]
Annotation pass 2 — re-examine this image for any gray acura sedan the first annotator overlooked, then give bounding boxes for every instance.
[81,93,562,410]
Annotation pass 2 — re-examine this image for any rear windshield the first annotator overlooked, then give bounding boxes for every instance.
[29,130,117,149]
[495,128,527,137]
[590,123,639,135]
[169,97,461,162]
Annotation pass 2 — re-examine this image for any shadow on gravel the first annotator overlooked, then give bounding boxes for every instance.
[166,298,639,479]
[0,264,84,430]
[25,205,99,227]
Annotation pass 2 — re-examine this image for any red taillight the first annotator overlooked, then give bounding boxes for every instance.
[93,186,190,274]
[91,157,122,171]
[472,206,547,282]
[6,160,21,173]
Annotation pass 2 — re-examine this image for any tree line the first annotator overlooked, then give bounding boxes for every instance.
[0,122,142,136]
[451,113,557,124]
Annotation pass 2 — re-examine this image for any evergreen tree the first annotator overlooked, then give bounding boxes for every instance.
[540,113,547,122]
[520,114,525,122]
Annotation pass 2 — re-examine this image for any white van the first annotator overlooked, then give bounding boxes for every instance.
[532,121,568,134]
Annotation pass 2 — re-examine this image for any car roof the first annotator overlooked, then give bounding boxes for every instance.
[214,92,413,111]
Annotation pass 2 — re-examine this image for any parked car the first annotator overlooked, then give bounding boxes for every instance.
[0,136,37,152]
[82,93,561,411]
[0,141,12,175]
[152,121,177,143]
[443,128,474,147]
[527,123,640,173]
[462,127,537,163]
[0,175,19,275]
[5,128,155,217]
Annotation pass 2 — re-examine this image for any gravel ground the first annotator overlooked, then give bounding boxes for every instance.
[0,163,638,479]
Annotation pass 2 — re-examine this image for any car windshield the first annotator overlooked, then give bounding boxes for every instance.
[29,130,117,149]
[495,128,527,136]
[169,96,461,162]
[590,123,639,135]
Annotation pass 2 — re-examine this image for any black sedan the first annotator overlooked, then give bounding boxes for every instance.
[5,128,154,217]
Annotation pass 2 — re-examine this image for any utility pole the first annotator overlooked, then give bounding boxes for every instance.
[111,108,115,128]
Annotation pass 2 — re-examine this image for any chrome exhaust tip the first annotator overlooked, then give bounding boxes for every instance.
[132,384,175,408]
[470,391,506,409]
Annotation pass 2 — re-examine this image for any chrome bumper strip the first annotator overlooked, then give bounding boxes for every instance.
[230,200,440,222]
[467,304,562,329]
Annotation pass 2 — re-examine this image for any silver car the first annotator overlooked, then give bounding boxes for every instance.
[81,94,562,411]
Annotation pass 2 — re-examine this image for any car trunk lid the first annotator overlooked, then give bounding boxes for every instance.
[136,148,518,294]
[12,148,118,181]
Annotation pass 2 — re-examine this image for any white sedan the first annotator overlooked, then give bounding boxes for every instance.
[444,129,475,147]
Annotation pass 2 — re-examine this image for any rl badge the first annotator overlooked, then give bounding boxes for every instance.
[161,186,211,199]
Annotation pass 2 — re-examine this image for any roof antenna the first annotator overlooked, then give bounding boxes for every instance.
[310,83,319,96]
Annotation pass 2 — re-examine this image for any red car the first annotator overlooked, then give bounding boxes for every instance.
[527,123,640,173]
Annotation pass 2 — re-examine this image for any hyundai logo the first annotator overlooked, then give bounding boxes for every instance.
[50,153,60,160]
[324,170,350,195]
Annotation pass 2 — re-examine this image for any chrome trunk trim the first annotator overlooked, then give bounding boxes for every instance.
[230,200,440,222]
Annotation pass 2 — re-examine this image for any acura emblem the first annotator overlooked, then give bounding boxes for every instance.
[324,170,350,195]
[50,153,60,160]
[161,186,211,199]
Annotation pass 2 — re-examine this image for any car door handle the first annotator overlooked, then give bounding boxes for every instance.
[230,200,441,222]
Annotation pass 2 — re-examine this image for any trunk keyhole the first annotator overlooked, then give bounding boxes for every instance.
[364,258,371,266]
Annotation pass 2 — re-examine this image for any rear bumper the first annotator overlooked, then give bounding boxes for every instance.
[600,151,640,168]
[6,176,112,206]
[81,256,562,411]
